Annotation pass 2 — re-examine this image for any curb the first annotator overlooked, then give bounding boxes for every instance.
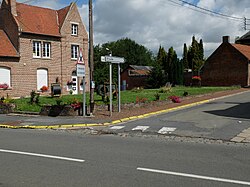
[1,89,249,130]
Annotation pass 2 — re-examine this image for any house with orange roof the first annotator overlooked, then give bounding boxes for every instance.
[0,0,88,97]
[201,36,250,87]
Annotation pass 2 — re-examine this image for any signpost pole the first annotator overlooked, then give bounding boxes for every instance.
[109,62,112,116]
[118,63,121,112]
[83,77,86,117]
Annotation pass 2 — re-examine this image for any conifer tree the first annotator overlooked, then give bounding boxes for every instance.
[182,43,188,69]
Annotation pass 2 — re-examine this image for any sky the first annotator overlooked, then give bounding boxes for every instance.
[16,0,250,57]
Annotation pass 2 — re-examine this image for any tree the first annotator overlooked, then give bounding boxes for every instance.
[93,38,154,86]
[167,47,177,84]
[156,46,167,68]
[182,43,188,69]
[146,63,166,88]
[187,36,204,74]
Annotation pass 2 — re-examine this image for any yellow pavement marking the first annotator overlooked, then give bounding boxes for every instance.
[0,97,229,130]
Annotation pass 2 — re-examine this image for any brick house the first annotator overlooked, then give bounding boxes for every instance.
[121,65,153,90]
[0,0,89,97]
[201,36,250,87]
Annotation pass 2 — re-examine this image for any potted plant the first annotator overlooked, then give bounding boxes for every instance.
[0,83,9,90]
[40,85,48,92]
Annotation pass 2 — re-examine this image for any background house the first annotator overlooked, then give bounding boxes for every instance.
[201,36,250,87]
[0,0,88,97]
[121,65,153,90]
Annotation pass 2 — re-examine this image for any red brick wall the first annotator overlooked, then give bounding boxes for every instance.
[0,3,89,97]
[121,67,149,90]
[201,43,249,87]
[60,3,89,93]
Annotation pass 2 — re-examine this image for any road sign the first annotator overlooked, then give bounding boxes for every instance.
[77,63,85,77]
[78,48,84,64]
[101,56,125,63]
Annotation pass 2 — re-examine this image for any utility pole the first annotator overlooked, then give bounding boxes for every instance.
[89,0,94,114]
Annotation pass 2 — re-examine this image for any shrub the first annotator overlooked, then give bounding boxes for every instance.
[30,90,40,104]
[136,96,148,104]
[159,83,172,93]
[131,87,144,93]
[154,93,160,101]
[169,95,181,103]
[192,76,201,81]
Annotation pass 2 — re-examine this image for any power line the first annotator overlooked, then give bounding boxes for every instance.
[165,0,248,30]
[178,0,244,21]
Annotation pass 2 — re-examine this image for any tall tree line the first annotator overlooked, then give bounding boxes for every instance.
[147,36,204,88]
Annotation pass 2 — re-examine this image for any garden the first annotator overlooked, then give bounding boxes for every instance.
[0,86,240,116]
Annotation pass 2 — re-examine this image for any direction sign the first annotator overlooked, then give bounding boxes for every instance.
[101,56,125,63]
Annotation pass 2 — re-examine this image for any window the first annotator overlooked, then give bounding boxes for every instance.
[37,69,48,91]
[71,45,79,59]
[71,24,78,36]
[43,42,51,58]
[33,41,41,58]
[0,67,11,87]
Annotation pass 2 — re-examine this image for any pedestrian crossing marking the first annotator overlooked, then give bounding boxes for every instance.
[158,127,176,134]
[110,126,125,130]
[132,126,149,132]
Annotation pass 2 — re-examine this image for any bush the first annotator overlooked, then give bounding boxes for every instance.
[30,90,40,104]
[169,95,181,103]
[154,93,160,101]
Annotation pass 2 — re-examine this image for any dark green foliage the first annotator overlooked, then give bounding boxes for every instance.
[186,36,204,73]
[30,90,40,104]
[93,38,154,86]
[182,43,188,69]
[147,63,166,88]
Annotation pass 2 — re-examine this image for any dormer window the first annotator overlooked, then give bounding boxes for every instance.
[71,23,78,36]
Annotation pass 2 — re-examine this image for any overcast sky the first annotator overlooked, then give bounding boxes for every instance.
[17,0,250,57]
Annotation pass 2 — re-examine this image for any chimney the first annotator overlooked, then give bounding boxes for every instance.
[222,36,230,43]
[7,0,17,16]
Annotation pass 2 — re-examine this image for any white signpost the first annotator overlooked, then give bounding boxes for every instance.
[77,48,86,116]
[101,55,125,116]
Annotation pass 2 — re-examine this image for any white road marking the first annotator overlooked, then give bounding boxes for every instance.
[132,126,149,132]
[110,126,125,130]
[0,149,85,163]
[158,127,176,134]
[137,167,250,186]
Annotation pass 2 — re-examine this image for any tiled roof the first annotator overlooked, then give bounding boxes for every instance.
[57,5,70,29]
[130,65,153,71]
[232,44,250,60]
[0,29,18,57]
[15,2,70,37]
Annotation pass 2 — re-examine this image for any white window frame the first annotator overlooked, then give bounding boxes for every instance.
[33,41,41,58]
[0,67,11,87]
[71,45,79,60]
[71,23,78,36]
[42,42,51,58]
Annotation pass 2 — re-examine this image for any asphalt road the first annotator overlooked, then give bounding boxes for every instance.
[100,91,250,141]
[0,129,250,187]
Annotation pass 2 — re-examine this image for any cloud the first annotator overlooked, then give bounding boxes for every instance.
[27,0,250,58]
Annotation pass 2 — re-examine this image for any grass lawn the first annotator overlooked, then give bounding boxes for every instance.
[8,86,239,113]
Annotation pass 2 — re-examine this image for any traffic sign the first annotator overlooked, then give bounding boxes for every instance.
[78,48,84,64]
[77,63,85,77]
[101,56,125,63]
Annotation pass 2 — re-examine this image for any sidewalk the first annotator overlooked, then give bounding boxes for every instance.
[0,88,249,129]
